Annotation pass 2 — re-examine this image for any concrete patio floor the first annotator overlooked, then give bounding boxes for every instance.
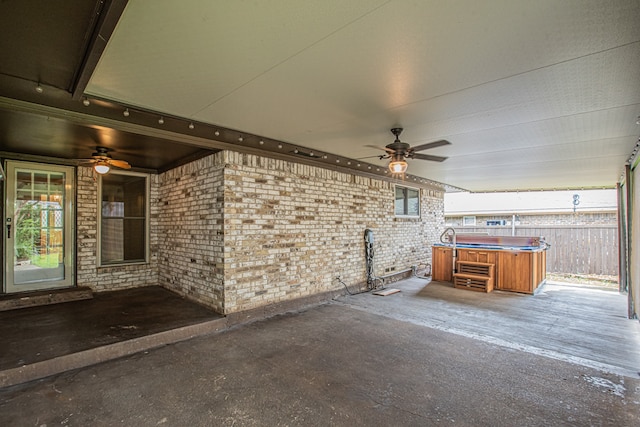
[0,286,225,387]
[1,279,639,426]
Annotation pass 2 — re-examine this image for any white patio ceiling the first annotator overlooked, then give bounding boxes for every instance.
[86,0,640,192]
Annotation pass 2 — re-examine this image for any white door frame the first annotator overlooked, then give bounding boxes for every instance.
[4,160,75,293]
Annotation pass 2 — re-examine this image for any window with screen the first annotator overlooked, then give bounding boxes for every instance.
[463,216,477,226]
[395,185,420,217]
[99,172,148,265]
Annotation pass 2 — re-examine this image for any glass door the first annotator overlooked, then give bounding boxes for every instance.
[4,161,75,293]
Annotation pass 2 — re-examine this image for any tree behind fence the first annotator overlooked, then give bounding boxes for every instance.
[453,226,618,276]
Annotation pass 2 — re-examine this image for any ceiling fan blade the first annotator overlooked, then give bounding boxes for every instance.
[109,159,131,169]
[357,155,387,160]
[409,140,451,152]
[364,144,395,153]
[411,153,448,162]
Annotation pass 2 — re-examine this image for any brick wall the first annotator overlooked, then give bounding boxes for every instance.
[446,212,617,227]
[76,151,445,315]
[221,151,444,314]
[76,167,159,292]
[156,154,225,313]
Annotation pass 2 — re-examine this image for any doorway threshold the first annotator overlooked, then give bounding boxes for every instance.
[0,287,93,312]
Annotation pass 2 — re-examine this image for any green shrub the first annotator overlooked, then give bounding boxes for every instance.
[14,201,42,260]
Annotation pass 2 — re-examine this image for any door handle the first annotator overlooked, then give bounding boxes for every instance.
[6,224,10,238]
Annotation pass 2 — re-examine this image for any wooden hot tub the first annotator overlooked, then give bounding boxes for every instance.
[432,234,548,294]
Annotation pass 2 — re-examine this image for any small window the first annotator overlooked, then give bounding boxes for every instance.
[463,215,476,226]
[395,185,420,217]
[99,171,149,265]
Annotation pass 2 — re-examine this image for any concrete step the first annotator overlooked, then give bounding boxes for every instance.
[0,287,93,312]
[0,317,227,388]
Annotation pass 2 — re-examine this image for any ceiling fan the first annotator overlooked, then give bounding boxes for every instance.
[78,146,131,175]
[367,128,450,174]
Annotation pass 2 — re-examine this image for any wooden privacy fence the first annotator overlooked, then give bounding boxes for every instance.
[452,226,618,276]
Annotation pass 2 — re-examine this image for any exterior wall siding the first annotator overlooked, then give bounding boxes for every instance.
[75,151,445,315]
[446,212,616,227]
[76,167,159,292]
[222,151,444,314]
[156,154,226,313]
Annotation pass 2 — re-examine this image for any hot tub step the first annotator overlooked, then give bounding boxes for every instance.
[454,261,494,292]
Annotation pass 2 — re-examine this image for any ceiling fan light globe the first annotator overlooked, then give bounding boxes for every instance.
[94,162,111,175]
[389,160,408,174]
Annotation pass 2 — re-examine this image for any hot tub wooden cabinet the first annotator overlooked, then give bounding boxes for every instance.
[497,250,546,293]
[432,246,454,282]
[432,246,546,294]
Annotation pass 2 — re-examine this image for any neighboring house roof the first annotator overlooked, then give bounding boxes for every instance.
[445,189,617,216]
